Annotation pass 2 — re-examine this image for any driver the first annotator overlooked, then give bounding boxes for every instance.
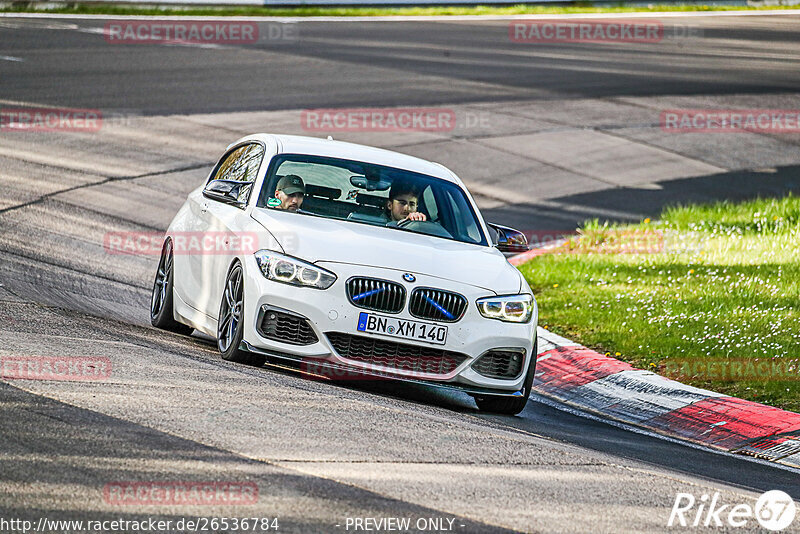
[385,181,427,223]
[274,175,305,212]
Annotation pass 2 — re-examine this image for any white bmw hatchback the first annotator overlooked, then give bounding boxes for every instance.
[151,134,538,414]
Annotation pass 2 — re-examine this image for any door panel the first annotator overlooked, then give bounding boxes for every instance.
[179,142,265,321]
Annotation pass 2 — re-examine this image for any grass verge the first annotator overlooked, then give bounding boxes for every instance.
[517,195,800,412]
[0,3,796,17]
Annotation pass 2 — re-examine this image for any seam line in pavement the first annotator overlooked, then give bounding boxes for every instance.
[56,200,166,232]
[469,136,624,187]
[0,249,151,292]
[175,115,264,136]
[0,162,212,216]
[595,127,727,173]
[607,95,800,149]
[487,103,728,175]
[2,190,166,232]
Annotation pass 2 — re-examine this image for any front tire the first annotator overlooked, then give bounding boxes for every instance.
[473,339,538,415]
[217,263,265,367]
[150,239,193,335]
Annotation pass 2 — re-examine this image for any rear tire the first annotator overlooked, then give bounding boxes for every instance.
[150,239,193,335]
[473,339,538,415]
[217,263,266,367]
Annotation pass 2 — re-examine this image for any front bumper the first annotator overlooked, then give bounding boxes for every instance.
[241,257,537,393]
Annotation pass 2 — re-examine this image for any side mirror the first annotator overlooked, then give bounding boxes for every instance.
[203,179,249,208]
[488,223,528,254]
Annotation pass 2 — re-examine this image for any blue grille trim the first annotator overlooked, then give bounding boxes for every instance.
[409,288,467,323]
[346,277,406,314]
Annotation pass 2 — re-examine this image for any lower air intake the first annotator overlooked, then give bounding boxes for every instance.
[326,332,467,375]
[472,350,525,379]
[258,309,318,345]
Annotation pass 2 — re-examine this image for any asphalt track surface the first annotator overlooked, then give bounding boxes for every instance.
[1,13,800,533]
[2,14,800,114]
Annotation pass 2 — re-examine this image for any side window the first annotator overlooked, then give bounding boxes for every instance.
[206,143,264,204]
[445,189,481,243]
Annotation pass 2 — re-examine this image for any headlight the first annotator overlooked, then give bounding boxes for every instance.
[254,250,336,290]
[477,294,534,323]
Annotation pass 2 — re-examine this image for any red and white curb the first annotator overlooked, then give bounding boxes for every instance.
[512,253,800,468]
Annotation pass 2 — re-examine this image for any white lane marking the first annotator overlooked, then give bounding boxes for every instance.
[76,27,106,35]
[76,26,223,48]
[0,98,57,108]
[161,41,223,49]
[0,55,24,62]
[0,20,78,30]
[1,9,800,22]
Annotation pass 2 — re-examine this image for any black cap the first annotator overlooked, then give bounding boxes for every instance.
[276,174,305,195]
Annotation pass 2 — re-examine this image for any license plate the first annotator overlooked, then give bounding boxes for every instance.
[356,312,448,346]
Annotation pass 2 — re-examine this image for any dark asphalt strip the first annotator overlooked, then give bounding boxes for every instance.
[2,17,800,115]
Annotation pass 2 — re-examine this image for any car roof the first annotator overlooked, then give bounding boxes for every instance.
[246,134,459,184]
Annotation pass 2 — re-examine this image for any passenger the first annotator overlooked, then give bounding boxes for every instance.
[385,181,427,223]
[274,175,305,212]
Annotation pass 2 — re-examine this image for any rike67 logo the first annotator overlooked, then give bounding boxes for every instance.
[669,490,796,531]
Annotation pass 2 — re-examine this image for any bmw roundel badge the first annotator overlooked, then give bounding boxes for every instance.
[403,273,416,283]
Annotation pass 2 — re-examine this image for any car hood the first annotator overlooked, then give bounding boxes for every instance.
[250,208,521,294]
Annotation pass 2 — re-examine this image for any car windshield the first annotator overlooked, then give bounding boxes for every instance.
[257,154,488,246]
